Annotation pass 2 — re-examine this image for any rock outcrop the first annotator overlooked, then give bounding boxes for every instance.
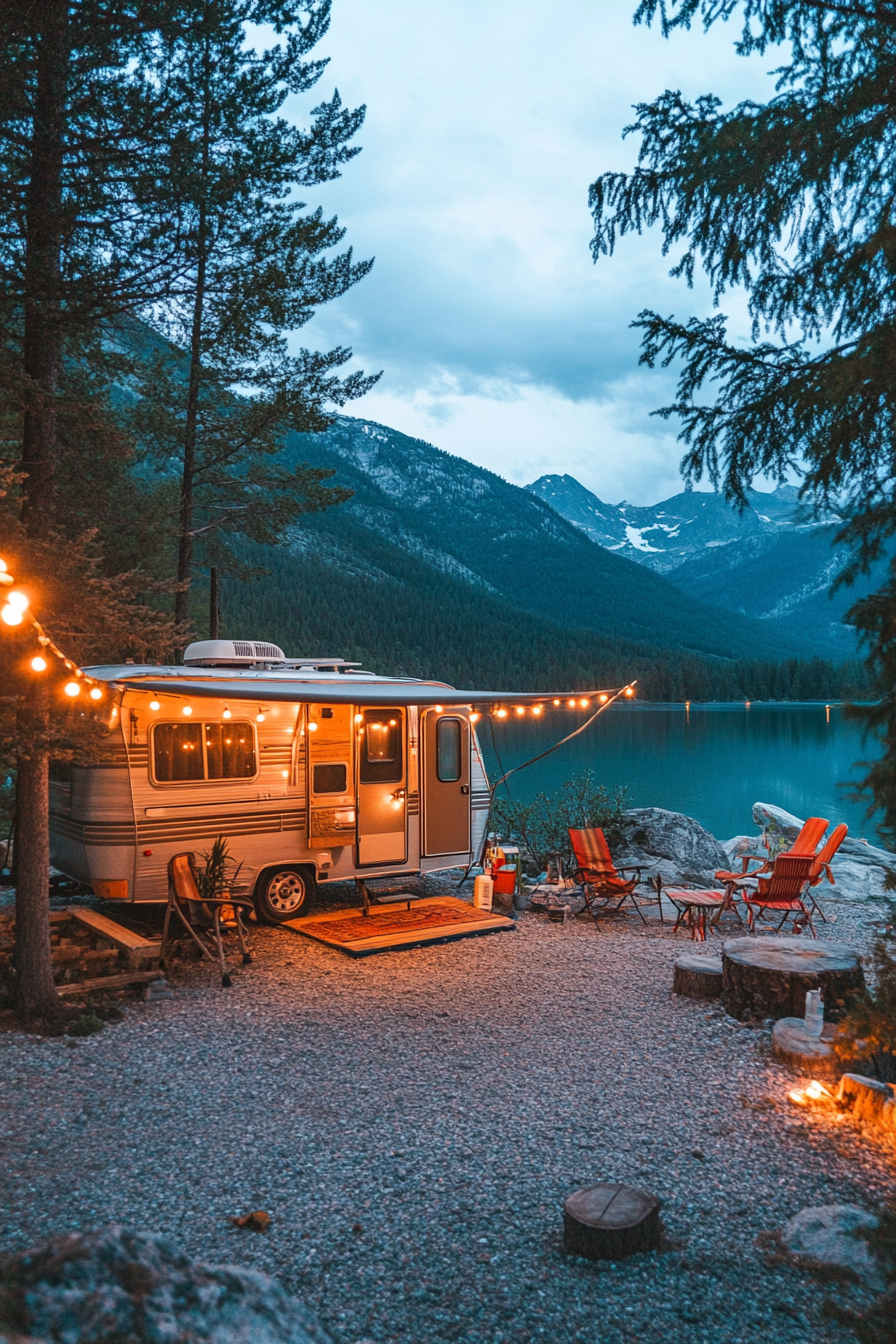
[0,1228,334,1344]
[617,807,729,889]
[781,1205,884,1290]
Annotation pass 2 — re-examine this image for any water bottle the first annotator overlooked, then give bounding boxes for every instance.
[804,989,824,1038]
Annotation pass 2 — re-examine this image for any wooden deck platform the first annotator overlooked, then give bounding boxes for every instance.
[281,896,515,957]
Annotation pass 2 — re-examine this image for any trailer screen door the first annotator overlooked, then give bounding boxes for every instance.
[423,712,471,856]
[357,708,407,865]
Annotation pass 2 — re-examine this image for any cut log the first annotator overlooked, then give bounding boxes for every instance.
[772,1017,841,1079]
[722,936,864,1023]
[673,953,723,999]
[563,1183,661,1261]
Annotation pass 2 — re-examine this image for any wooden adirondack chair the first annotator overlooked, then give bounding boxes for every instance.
[162,852,254,986]
[714,815,829,888]
[568,827,654,926]
[803,822,848,923]
[736,851,818,937]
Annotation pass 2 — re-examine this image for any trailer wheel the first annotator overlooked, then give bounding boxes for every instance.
[254,866,316,923]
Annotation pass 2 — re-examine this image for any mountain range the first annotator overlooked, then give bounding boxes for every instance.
[221,416,867,696]
[526,474,878,656]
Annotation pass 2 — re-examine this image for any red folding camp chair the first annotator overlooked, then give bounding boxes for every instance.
[714,815,829,888]
[568,827,654,926]
[803,822,848,923]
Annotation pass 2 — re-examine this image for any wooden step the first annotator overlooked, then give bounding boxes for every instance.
[69,908,161,966]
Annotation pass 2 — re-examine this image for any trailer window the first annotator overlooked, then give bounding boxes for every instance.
[436,718,463,781]
[313,763,347,794]
[205,724,256,779]
[153,723,204,782]
[360,711,402,783]
[152,721,256,783]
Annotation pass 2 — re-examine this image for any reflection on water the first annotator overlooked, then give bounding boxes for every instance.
[479,703,880,842]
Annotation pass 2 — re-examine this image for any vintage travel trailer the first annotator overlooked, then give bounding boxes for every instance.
[48,639,619,922]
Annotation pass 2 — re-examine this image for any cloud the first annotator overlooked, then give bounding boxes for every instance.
[281,1,785,503]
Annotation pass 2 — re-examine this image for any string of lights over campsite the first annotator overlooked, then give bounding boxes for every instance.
[0,553,636,719]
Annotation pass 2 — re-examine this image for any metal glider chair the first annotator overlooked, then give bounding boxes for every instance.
[735,852,818,937]
[568,827,654,927]
[162,852,254,986]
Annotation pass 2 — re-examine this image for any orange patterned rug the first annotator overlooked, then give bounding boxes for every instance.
[298,902,499,944]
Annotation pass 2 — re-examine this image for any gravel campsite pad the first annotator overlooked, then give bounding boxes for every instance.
[1,883,893,1344]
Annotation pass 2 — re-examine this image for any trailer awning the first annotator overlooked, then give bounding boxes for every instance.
[106,675,628,708]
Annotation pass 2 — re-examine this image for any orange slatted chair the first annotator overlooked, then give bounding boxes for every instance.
[568,827,654,926]
[803,822,848,923]
[736,852,818,937]
[714,815,829,889]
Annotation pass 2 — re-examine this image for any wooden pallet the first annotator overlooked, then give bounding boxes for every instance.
[281,896,514,957]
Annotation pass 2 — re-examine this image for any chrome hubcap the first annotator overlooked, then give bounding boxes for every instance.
[267,872,306,913]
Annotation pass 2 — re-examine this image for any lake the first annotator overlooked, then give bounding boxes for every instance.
[478,702,880,842]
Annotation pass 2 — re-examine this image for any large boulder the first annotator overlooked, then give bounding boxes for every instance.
[0,1228,334,1344]
[617,807,729,889]
[780,1204,884,1290]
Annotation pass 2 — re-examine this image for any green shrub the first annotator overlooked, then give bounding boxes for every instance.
[68,1012,105,1038]
[491,770,629,873]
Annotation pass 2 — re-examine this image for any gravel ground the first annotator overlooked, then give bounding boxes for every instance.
[1,879,894,1344]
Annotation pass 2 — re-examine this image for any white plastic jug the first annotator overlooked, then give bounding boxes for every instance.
[804,989,824,1038]
[473,875,494,911]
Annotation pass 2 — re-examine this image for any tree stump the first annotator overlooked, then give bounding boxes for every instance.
[673,953,723,999]
[721,936,864,1023]
[771,1017,840,1079]
[563,1183,661,1260]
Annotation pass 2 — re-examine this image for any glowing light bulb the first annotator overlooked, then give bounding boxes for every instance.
[256,713,265,723]
[354,713,363,724]
[553,698,560,706]
[89,687,102,701]
[64,681,80,697]
[496,708,507,718]
[282,769,289,778]
[532,705,542,716]
[580,698,589,708]
[1,605,22,626]
[149,700,160,711]
[30,656,47,672]
[625,687,634,698]
[435,704,443,712]
[308,722,317,732]
[599,693,608,703]
[7,590,29,612]
[222,708,231,719]
[568,699,576,709]
[182,705,192,716]
[515,706,525,716]
[469,712,480,722]
[0,558,6,570]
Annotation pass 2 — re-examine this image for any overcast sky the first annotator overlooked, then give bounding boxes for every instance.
[284,2,781,505]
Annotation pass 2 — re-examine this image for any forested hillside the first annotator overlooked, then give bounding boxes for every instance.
[220,417,868,699]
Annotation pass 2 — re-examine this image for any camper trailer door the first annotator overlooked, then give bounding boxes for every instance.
[422,711,471,856]
[357,708,407,865]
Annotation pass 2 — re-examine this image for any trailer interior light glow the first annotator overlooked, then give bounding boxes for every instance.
[182,705,193,715]
[7,591,29,612]
[64,681,80,697]
[149,700,160,711]
[30,656,47,672]
[89,687,102,700]
[1,605,22,625]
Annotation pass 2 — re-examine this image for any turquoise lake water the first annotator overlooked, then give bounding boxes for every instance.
[478,703,881,842]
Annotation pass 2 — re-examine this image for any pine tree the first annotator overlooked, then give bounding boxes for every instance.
[589,0,896,841]
[133,0,377,626]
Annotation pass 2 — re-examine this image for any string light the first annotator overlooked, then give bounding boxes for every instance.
[469,712,480,722]
[599,693,608,703]
[553,698,560,706]
[625,687,635,698]
[89,687,103,701]
[149,700,160,711]
[30,656,47,672]
[1,606,22,626]
[222,707,231,719]
[182,705,192,716]
[256,712,265,723]
[0,556,109,703]
[496,708,508,718]
[515,706,525,716]
[568,698,576,708]
[580,698,589,708]
[7,591,29,612]
[532,705,543,716]
[64,681,80,697]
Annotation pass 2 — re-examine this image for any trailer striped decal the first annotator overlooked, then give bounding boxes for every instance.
[53,809,308,846]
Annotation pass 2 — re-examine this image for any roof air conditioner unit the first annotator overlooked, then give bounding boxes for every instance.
[183,639,286,666]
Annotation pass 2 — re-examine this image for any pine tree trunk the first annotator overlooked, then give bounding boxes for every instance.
[13,679,58,1020]
[14,0,69,1022]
